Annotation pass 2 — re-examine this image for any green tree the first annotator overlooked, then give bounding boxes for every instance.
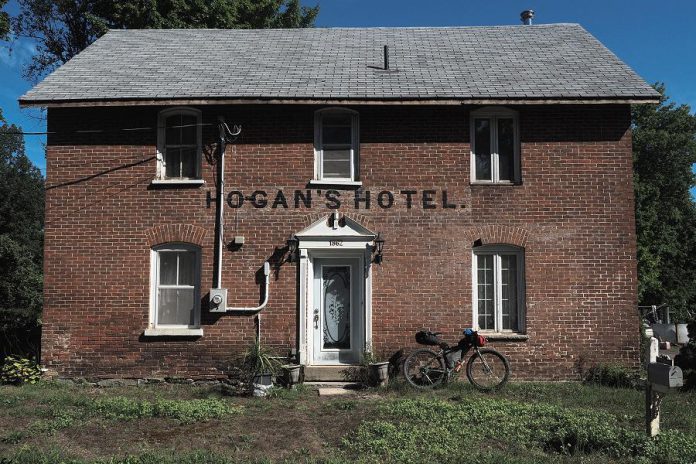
[633,84,696,321]
[0,109,44,338]
[13,0,319,81]
[0,0,9,40]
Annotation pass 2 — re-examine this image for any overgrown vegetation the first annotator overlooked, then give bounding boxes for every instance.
[1,382,694,463]
[0,356,41,385]
[344,397,696,463]
[583,363,644,390]
[676,321,696,389]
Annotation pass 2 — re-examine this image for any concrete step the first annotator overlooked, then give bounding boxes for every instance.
[303,365,360,382]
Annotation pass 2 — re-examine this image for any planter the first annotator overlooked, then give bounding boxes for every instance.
[369,361,389,387]
[252,372,273,397]
[282,364,302,388]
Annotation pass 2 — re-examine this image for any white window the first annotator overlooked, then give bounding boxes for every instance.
[470,107,520,183]
[150,244,201,329]
[157,108,202,180]
[314,108,359,183]
[472,245,525,333]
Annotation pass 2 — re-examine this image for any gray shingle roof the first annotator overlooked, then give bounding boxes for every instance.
[19,24,660,106]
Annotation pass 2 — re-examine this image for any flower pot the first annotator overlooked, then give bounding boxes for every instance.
[369,361,389,387]
[252,372,273,397]
[282,364,302,387]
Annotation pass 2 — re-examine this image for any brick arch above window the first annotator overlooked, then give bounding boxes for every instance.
[144,224,208,247]
[465,225,528,248]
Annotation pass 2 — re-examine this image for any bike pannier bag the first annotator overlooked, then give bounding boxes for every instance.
[415,331,441,346]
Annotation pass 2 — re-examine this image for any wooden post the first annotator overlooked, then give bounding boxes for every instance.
[645,337,662,437]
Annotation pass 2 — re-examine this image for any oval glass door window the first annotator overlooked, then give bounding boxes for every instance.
[322,266,351,349]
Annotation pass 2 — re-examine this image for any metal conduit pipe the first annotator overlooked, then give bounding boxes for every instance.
[213,117,272,347]
[225,262,271,313]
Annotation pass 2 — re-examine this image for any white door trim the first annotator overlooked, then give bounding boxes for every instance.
[298,246,372,366]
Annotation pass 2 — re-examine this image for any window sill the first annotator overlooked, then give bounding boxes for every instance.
[480,333,529,342]
[308,180,363,189]
[150,179,205,187]
[143,328,203,337]
[470,181,520,186]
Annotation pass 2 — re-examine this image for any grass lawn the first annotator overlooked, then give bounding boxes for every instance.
[0,380,695,463]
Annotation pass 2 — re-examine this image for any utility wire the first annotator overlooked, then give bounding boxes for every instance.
[2,122,214,136]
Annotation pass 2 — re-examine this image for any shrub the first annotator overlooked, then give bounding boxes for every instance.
[0,355,42,385]
[675,321,696,389]
[583,363,643,389]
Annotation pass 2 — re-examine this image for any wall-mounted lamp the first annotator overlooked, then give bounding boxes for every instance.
[286,235,299,263]
[373,233,385,265]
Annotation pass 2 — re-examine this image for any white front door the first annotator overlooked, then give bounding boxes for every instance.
[312,257,363,364]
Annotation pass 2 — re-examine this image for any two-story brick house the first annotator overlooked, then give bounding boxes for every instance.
[20,24,659,380]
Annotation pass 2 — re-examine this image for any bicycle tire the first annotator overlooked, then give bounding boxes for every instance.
[403,349,446,389]
[466,348,510,391]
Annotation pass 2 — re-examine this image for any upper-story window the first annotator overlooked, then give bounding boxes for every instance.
[314,108,360,183]
[157,108,202,181]
[470,107,520,183]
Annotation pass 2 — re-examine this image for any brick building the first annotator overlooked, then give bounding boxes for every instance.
[21,25,659,380]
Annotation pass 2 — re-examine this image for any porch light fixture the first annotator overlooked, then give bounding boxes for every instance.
[373,233,385,265]
[286,235,299,263]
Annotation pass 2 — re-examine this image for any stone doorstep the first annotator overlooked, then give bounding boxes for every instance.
[303,365,360,382]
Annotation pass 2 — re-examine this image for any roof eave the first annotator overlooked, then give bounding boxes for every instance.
[19,95,662,108]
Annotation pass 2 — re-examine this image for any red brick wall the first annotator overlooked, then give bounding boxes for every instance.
[43,104,639,380]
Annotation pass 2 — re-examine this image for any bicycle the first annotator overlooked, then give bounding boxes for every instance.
[403,329,510,391]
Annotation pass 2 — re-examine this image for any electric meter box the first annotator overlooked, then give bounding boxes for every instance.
[209,288,228,313]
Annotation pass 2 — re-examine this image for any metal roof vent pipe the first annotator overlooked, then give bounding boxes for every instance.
[521,10,535,25]
[383,45,390,70]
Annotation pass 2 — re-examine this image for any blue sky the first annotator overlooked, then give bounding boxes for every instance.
[1,0,695,190]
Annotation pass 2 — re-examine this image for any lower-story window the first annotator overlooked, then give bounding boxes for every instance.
[151,243,201,328]
[472,245,525,333]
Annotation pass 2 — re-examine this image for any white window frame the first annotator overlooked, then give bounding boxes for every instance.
[146,243,202,337]
[312,108,360,185]
[472,245,526,334]
[469,107,520,184]
[155,107,203,184]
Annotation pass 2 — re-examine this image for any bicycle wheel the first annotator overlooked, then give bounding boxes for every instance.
[466,348,510,391]
[403,349,446,389]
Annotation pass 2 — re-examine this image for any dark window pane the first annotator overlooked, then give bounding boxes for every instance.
[474,118,491,180]
[322,114,352,126]
[165,115,181,145]
[180,147,196,178]
[166,114,197,146]
[323,125,352,145]
[180,115,197,145]
[498,118,515,181]
[165,148,181,178]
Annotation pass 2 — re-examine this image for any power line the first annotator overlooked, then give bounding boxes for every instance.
[2,122,215,136]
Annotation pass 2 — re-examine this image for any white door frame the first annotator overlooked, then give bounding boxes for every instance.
[296,216,375,366]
